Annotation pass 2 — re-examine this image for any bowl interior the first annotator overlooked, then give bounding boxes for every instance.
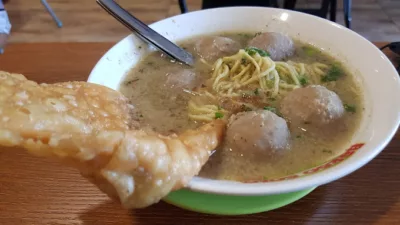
[88,7,400,196]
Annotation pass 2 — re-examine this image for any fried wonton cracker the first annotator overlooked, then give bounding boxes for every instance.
[0,71,226,208]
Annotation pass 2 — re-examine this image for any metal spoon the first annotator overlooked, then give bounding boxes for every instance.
[96,0,195,66]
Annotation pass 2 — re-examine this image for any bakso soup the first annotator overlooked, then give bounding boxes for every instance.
[120,31,364,182]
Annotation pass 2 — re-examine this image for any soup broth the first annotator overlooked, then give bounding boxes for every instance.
[119,32,364,182]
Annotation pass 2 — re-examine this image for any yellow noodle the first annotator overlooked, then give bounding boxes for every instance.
[188,49,331,122]
[200,58,213,68]
[188,114,215,122]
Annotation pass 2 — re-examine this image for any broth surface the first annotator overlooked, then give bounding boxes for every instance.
[119,32,364,182]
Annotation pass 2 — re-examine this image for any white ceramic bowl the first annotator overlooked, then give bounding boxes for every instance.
[88,7,400,196]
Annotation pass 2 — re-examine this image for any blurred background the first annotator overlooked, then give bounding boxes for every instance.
[2,0,400,44]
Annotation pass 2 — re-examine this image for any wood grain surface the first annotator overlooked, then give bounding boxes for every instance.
[0,42,399,225]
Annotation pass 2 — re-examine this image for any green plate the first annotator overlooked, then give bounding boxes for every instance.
[163,187,316,215]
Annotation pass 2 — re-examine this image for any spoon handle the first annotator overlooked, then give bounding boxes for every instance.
[96,0,194,66]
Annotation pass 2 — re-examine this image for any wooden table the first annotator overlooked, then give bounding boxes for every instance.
[0,42,399,225]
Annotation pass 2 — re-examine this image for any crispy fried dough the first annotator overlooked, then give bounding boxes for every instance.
[0,71,226,208]
[0,71,132,135]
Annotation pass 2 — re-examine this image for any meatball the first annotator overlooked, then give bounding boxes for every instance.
[226,110,290,156]
[280,85,345,126]
[247,32,294,60]
[164,68,198,91]
[194,36,241,62]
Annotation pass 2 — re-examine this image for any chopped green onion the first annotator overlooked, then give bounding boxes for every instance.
[303,46,316,56]
[344,104,356,113]
[321,64,343,82]
[245,47,270,57]
[263,106,277,114]
[254,88,259,95]
[238,33,252,38]
[299,76,308,86]
[215,112,224,119]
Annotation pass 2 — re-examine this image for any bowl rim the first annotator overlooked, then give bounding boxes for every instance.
[88,6,400,196]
